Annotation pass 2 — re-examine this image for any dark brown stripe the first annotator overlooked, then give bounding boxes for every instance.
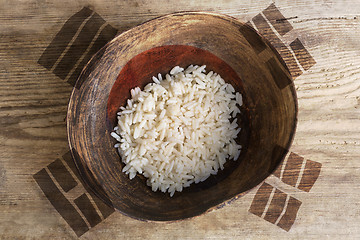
[249,182,274,217]
[74,193,102,227]
[269,145,289,175]
[277,196,302,231]
[297,160,322,192]
[74,46,108,90]
[47,158,78,192]
[272,161,282,178]
[281,152,304,187]
[239,24,267,54]
[62,151,80,180]
[38,7,92,70]
[33,169,89,237]
[266,57,292,89]
[264,189,287,224]
[67,24,118,87]
[262,3,293,36]
[89,190,115,218]
[290,38,316,71]
[62,151,115,218]
[252,13,302,79]
[53,12,106,80]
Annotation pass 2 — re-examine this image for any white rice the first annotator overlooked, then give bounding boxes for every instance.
[112,65,243,197]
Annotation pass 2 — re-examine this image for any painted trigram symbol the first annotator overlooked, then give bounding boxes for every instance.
[247,3,316,79]
[33,151,115,237]
[38,7,118,87]
[249,153,322,231]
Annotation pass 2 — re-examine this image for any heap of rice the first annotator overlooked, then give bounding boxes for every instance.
[111,65,243,197]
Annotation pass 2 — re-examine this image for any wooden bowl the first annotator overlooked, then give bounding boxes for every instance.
[67,12,297,221]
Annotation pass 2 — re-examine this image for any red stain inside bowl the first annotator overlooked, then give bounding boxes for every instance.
[107,45,244,126]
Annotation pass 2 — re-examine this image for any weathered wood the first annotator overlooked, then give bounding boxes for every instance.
[1,0,360,239]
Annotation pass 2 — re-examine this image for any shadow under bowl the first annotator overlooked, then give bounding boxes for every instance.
[67,12,297,221]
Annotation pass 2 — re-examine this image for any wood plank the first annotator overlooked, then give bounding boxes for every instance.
[1,0,360,239]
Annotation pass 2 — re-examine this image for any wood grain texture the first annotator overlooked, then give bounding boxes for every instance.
[1,0,360,238]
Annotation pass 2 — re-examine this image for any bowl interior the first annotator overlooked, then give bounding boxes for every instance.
[107,44,250,193]
[67,12,297,221]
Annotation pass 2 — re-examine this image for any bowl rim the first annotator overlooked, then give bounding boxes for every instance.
[66,11,298,222]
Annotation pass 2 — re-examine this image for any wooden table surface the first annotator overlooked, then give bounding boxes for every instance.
[1,0,360,239]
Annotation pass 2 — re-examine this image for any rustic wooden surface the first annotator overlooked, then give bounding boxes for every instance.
[1,0,360,239]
